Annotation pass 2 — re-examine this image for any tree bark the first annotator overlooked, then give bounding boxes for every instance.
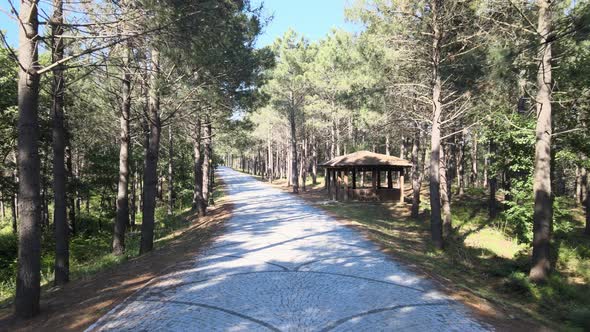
[457,130,465,195]
[429,0,444,250]
[130,169,136,228]
[15,0,42,318]
[411,128,421,218]
[167,125,174,215]
[489,139,498,218]
[440,145,452,237]
[11,193,17,234]
[399,133,405,159]
[66,145,76,236]
[530,0,553,283]
[289,97,299,193]
[41,179,49,228]
[193,117,206,216]
[471,132,478,186]
[287,145,292,186]
[301,138,308,191]
[267,130,273,182]
[51,6,69,282]
[203,116,212,205]
[330,112,336,159]
[311,138,318,185]
[0,193,5,220]
[140,48,161,255]
[577,162,586,205]
[582,167,587,206]
[0,192,6,220]
[574,165,582,204]
[113,43,131,256]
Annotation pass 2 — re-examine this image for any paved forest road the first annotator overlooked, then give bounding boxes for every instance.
[88,167,491,331]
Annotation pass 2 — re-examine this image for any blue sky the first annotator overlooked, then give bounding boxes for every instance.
[0,0,20,46]
[0,0,362,48]
[253,0,362,47]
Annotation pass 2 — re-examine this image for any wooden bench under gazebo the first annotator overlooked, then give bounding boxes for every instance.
[320,151,412,203]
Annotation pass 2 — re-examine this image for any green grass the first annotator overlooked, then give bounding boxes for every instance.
[0,185,225,306]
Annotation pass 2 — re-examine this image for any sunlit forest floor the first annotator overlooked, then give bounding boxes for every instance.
[0,183,229,330]
[247,171,590,331]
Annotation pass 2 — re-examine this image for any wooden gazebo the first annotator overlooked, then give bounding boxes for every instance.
[320,151,412,203]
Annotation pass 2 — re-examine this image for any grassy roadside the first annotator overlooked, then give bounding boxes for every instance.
[238,169,589,331]
[0,176,231,331]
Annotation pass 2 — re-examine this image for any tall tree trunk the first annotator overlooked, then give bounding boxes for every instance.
[66,145,76,236]
[411,128,421,218]
[312,138,318,185]
[440,145,452,237]
[429,0,444,250]
[399,133,405,159]
[489,139,498,218]
[385,133,391,156]
[140,48,161,255]
[0,193,5,220]
[287,144,292,186]
[457,129,466,195]
[330,112,336,159]
[13,151,19,225]
[193,117,206,216]
[130,168,136,228]
[301,138,307,191]
[157,176,163,200]
[576,165,582,203]
[11,151,19,234]
[483,150,489,188]
[167,125,174,215]
[581,167,587,206]
[336,124,341,157]
[289,101,299,193]
[471,132,478,186]
[530,0,553,283]
[11,193,17,234]
[41,179,49,228]
[203,116,212,205]
[267,131,273,183]
[576,161,586,205]
[15,0,42,318]
[113,44,131,256]
[51,4,70,279]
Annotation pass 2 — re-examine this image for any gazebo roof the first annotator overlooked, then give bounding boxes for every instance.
[320,151,412,168]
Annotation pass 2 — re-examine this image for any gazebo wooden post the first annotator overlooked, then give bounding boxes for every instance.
[343,169,349,201]
[372,168,377,190]
[336,169,342,201]
[377,169,381,189]
[387,170,393,189]
[399,168,405,203]
[331,169,336,200]
[352,168,357,189]
[326,169,332,199]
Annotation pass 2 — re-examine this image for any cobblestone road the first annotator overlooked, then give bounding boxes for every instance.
[88,167,491,331]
